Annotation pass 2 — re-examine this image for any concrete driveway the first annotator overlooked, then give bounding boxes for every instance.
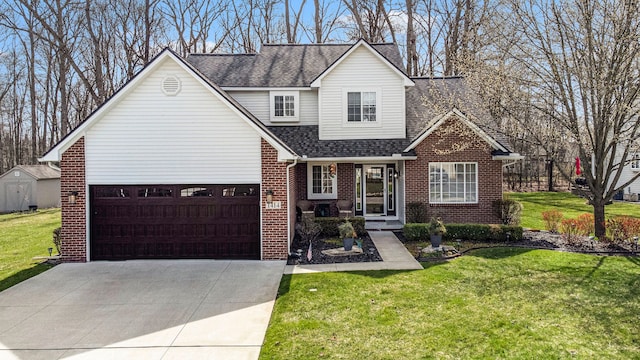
[0,260,285,360]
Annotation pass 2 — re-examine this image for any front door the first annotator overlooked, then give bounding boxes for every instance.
[365,165,386,216]
[355,164,396,217]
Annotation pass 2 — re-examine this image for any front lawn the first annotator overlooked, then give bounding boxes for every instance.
[261,249,640,359]
[508,192,640,230]
[0,208,61,291]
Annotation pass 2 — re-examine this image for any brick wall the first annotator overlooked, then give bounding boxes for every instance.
[261,139,289,260]
[60,137,87,262]
[405,117,503,224]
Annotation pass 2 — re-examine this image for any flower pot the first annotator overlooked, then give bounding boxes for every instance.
[343,238,354,251]
[430,234,442,248]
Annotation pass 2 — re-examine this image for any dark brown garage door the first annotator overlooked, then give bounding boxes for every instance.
[90,185,260,260]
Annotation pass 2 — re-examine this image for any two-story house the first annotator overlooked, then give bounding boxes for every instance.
[40,39,521,262]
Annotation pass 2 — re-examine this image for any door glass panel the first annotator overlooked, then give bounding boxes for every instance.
[355,167,362,212]
[365,166,385,215]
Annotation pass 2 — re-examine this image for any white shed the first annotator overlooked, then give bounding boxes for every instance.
[0,165,61,212]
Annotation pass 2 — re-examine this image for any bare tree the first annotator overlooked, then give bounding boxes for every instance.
[501,0,640,238]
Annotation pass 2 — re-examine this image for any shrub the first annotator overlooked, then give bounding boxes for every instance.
[492,199,523,225]
[406,202,428,223]
[403,223,523,242]
[574,213,594,236]
[52,227,61,255]
[560,218,582,246]
[606,216,640,243]
[541,210,563,232]
[403,223,430,241]
[314,217,365,237]
[297,217,321,245]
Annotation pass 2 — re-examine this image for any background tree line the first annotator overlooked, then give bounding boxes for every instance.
[0,0,637,237]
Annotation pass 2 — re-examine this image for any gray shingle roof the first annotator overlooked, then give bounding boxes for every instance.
[266,126,413,158]
[186,43,405,88]
[406,77,512,150]
[4,165,61,180]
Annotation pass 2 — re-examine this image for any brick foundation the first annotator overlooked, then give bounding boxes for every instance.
[60,137,87,262]
[405,117,503,224]
[261,139,290,260]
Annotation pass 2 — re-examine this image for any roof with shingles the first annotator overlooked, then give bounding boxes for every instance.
[266,126,414,158]
[186,43,406,88]
[1,165,60,180]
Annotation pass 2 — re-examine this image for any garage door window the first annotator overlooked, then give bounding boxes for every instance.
[181,187,213,197]
[95,187,130,198]
[138,187,173,197]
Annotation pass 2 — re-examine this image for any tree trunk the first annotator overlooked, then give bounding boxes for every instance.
[593,199,606,240]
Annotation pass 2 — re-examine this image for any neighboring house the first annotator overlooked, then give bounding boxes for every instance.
[0,165,61,212]
[39,39,521,262]
[611,148,640,200]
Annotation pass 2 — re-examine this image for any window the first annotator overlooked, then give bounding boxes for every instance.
[347,91,376,122]
[631,153,640,171]
[270,91,299,122]
[429,162,477,203]
[307,163,338,199]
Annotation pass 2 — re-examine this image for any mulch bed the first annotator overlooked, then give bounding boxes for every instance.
[287,234,382,265]
[397,230,640,262]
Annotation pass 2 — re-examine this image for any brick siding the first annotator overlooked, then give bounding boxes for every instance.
[405,117,503,224]
[60,137,87,262]
[261,139,290,260]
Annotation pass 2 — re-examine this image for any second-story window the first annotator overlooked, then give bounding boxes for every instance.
[270,91,299,122]
[347,91,377,122]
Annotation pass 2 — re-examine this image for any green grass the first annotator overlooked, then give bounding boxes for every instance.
[0,208,61,292]
[261,249,640,359]
[508,192,640,230]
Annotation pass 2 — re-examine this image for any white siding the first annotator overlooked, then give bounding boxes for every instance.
[614,153,640,195]
[229,90,318,126]
[318,46,406,140]
[85,59,262,184]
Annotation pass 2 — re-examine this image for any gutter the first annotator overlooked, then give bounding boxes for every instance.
[285,156,299,255]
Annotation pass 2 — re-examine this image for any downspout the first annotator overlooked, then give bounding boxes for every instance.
[286,156,299,255]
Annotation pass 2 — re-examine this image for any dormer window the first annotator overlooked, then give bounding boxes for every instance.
[343,89,381,126]
[270,91,299,122]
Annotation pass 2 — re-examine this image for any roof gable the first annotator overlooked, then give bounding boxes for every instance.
[0,165,60,180]
[40,49,295,162]
[310,39,414,88]
[404,109,508,153]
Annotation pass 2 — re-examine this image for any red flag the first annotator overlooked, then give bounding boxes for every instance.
[576,157,581,175]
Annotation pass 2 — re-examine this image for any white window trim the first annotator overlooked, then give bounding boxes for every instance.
[631,153,640,171]
[429,162,478,204]
[342,88,382,127]
[307,163,338,200]
[270,91,299,122]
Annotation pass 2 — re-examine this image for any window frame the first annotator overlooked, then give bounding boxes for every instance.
[270,91,299,122]
[342,89,381,127]
[429,162,478,204]
[631,153,640,171]
[307,163,338,200]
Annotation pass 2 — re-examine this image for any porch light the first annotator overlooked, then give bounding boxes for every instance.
[265,189,274,204]
[394,170,400,179]
[68,191,79,204]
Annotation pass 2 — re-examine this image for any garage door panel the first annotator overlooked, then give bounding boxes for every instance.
[90,185,260,260]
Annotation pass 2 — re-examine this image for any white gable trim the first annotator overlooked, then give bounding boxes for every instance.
[310,39,414,88]
[404,108,508,153]
[39,49,296,162]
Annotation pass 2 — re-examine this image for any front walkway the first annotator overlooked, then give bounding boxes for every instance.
[284,231,423,274]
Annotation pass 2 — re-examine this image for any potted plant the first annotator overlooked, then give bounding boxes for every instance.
[338,220,357,251]
[428,217,446,248]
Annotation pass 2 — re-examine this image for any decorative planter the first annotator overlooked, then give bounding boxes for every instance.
[430,234,442,248]
[343,237,354,251]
